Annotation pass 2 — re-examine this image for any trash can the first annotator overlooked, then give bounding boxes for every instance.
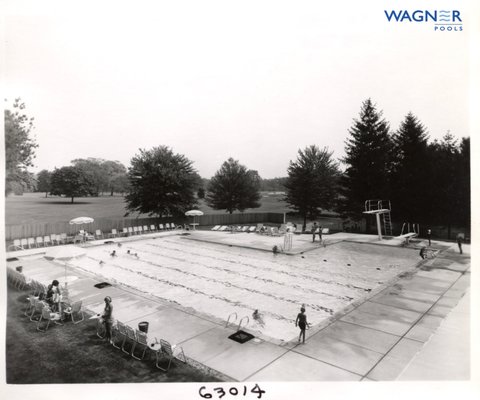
[138,321,149,333]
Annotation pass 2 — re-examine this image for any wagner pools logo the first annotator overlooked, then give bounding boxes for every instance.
[384,10,463,31]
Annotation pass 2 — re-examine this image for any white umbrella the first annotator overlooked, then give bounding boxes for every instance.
[69,216,94,225]
[44,245,86,260]
[185,210,204,230]
[44,245,86,297]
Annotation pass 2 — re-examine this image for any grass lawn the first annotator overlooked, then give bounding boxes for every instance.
[5,192,292,225]
[6,288,219,384]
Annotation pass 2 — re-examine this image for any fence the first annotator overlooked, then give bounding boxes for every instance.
[4,212,286,242]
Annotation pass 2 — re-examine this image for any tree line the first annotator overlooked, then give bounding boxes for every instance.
[5,98,469,235]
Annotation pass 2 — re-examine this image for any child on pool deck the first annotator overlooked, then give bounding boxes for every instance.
[295,306,310,344]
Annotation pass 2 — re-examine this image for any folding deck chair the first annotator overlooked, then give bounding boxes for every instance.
[8,239,23,251]
[122,325,137,355]
[132,330,149,360]
[112,321,128,350]
[63,300,85,324]
[37,308,63,332]
[155,339,187,371]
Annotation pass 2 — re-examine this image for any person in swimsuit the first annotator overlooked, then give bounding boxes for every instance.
[295,306,310,343]
[102,296,114,344]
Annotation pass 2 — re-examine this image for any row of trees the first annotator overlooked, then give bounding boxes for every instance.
[339,99,470,235]
[36,158,130,201]
[5,98,470,236]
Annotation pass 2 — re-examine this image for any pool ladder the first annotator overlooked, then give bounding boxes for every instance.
[226,312,250,331]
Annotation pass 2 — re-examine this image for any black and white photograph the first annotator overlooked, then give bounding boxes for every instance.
[2,0,478,399]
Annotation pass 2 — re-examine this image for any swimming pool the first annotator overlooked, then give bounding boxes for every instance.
[66,234,420,342]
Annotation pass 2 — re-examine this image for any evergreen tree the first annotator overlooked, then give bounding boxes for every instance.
[458,137,470,231]
[340,99,393,220]
[206,158,261,214]
[125,146,197,217]
[390,112,431,224]
[284,145,340,230]
[428,133,466,238]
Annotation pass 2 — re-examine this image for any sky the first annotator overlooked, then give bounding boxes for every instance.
[3,0,475,179]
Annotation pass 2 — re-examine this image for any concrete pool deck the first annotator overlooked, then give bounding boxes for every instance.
[6,231,470,381]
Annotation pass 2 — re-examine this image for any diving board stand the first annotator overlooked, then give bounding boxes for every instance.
[363,200,393,241]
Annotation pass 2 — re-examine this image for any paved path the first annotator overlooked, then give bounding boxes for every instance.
[6,232,470,381]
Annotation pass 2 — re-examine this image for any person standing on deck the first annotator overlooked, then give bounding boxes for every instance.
[102,296,114,344]
[427,229,432,246]
[311,222,318,242]
[457,234,464,254]
[295,306,310,343]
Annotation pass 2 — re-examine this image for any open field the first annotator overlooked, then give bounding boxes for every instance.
[5,192,292,226]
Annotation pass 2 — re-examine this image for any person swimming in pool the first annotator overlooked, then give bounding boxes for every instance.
[252,309,265,327]
[295,305,310,344]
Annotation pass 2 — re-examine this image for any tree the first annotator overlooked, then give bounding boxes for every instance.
[71,158,109,196]
[102,160,128,195]
[49,166,96,203]
[36,169,52,197]
[206,158,261,213]
[428,133,467,238]
[4,98,38,195]
[340,99,393,221]
[284,145,340,230]
[125,146,198,217]
[390,112,431,223]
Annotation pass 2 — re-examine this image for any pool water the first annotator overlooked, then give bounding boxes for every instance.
[66,235,420,342]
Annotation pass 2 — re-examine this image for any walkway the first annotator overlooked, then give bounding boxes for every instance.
[6,232,470,381]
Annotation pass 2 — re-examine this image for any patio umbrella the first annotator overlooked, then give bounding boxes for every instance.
[44,245,86,260]
[44,245,86,297]
[185,210,204,230]
[69,216,94,225]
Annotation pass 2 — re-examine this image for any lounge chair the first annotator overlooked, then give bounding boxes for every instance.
[211,225,221,231]
[110,229,118,238]
[63,300,84,324]
[321,228,330,235]
[150,224,157,232]
[133,226,139,235]
[95,230,104,240]
[132,330,149,360]
[20,238,28,249]
[255,224,263,233]
[29,299,45,322]
[248,226,256,232]
[219,226,228,231]
[128,227,134,236]
[241,226,249,232]
[35,236,44,247]
[122,325,137,355]
[43,235,52,246]
[8,239,23,251]
[112,321,128,350]
[50,234,58,245]
[155,339,187,371]
[121,228,128,236]
[37,308,63,332]
[158,224,165,230]
[24,293,38,316]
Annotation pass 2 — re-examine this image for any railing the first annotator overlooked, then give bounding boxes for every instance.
[237,316,250,331]
[226,312,238,328]
[365,199,391,212]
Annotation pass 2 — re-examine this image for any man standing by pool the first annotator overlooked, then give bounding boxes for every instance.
[295,305,310,344]
[311,222,318,242]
